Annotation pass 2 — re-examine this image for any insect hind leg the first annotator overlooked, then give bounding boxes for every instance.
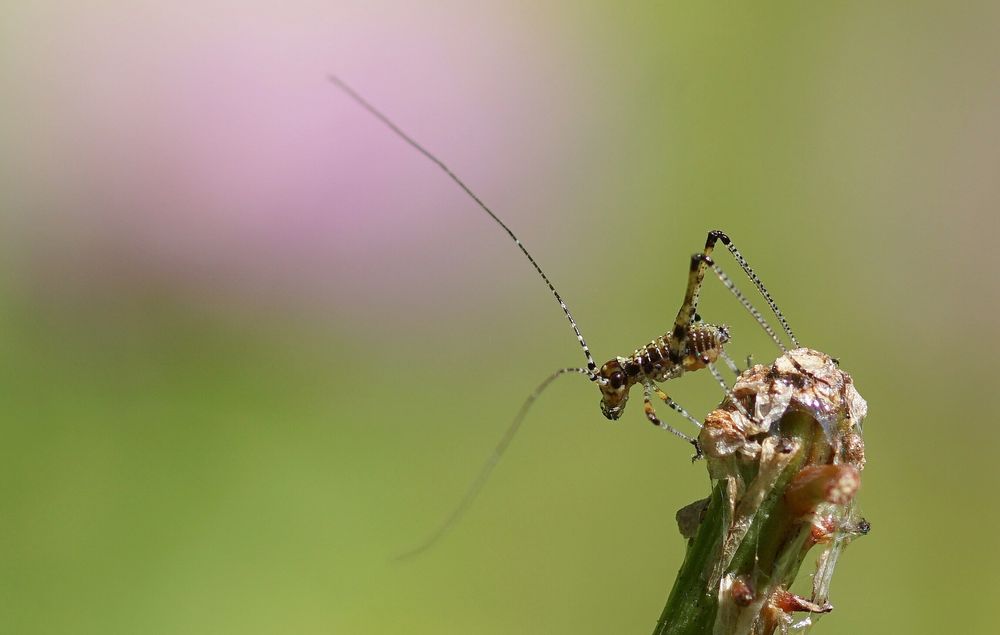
[665,229,755,362]
[708,260,787,352]
[706,231,799,348]
[669,231,799,355]
[667,251,717,362]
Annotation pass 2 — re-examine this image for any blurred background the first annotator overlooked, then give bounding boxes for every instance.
[2,1,998,633]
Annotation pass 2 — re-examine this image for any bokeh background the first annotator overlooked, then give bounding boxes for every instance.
[2,2,998,633]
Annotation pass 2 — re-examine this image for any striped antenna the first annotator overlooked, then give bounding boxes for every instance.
[395,367,600,560]
[329,75,598,372]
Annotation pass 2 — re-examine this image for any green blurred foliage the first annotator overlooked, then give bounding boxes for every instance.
[2,2,998,634]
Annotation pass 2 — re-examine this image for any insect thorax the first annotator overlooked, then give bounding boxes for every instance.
[597,323,730,420]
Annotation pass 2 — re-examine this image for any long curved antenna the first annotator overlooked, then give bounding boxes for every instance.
[329,75,597,372]
[395,367,598,560]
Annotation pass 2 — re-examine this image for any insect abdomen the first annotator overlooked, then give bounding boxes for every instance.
[623,337,672,379]
[681,324,731,371]
[623,324,731,382]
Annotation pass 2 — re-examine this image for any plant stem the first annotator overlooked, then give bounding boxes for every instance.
[652,349,867,635]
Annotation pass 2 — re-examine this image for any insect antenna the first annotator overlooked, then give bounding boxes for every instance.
[329,75,607,557]
[395,367,600,561]
[328,74,597,372]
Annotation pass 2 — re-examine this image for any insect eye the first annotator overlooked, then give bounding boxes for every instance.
[610,371,626,389]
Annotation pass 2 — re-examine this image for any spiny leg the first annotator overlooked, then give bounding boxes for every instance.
[666,230,749,361]
[396,366,601,560]
[707,362,753,422]
[642,383,697,443]
[670,231,797,356]
[719,349,743,377]
[708,260,787,352]
[648,385,705,460]
[667,251,715,362]
[706,230,799,348]
[651,385,704,430]
[666,230,764,361]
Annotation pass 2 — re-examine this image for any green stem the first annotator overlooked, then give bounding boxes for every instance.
[652,410,827,635]
[652,481,728,635]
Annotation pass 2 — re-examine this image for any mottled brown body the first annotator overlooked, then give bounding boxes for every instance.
[598,322,731,420]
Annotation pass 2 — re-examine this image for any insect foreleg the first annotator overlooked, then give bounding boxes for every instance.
[642,383,697,443]
[651,385,703,430]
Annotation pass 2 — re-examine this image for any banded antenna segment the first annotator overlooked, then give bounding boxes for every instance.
[329,75,598,372]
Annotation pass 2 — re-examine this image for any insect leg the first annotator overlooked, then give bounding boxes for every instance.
[649,385,705,460]
[649,385,704,430]
[706,231,800,348]
[719,349,743,376]
[666,251,716,361]
[643,383,698,442]
[707,261,787,352]
[707,362,754,422]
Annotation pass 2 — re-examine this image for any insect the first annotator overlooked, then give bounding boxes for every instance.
[328,75,799,556]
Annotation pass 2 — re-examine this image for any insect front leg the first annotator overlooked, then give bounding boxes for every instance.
[652,385,705,460]
[642,383,705,460]
[642,383,697,443]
